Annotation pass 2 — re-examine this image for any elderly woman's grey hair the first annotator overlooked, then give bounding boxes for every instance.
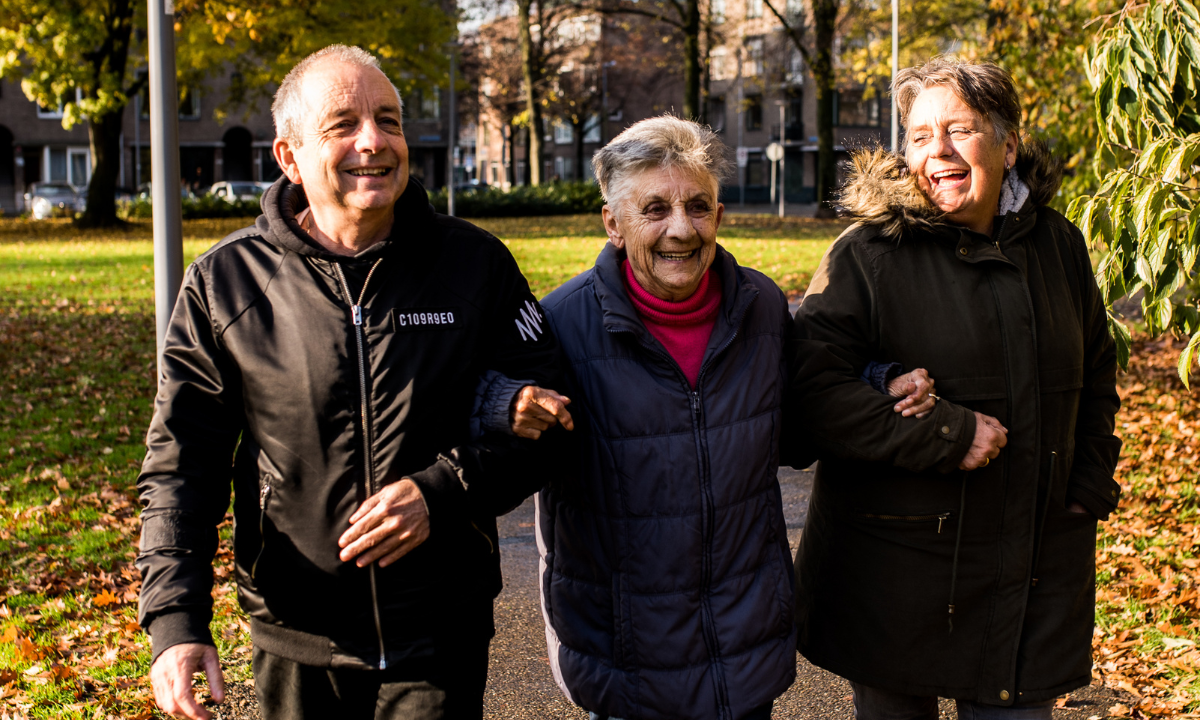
[893,57,1021,148]
[272,44,403,146]
[592,115,733,213]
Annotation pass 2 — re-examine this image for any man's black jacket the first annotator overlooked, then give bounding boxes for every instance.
[136,178,560,669]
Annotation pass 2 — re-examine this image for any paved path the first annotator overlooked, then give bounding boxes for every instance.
[214,467,1127,719]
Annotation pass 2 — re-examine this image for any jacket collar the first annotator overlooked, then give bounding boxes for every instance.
[593,242,760,357]
[256,176,436,261]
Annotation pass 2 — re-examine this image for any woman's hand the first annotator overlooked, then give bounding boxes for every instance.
[887,368,938,418]
[960,412,1008,470]
[510,386,574,439]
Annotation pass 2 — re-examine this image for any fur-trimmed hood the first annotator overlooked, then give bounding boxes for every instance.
[836,139,1064,238]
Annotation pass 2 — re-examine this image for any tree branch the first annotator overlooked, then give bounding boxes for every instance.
[762,0,812,65]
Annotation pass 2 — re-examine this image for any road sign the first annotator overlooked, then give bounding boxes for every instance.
[766,142,784,162]
[736,146,749,168]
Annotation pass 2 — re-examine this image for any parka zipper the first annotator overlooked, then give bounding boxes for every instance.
[860,511,953,533]
[1029,451,1057,587]
[250,483,272,580]
[333,259,389,670]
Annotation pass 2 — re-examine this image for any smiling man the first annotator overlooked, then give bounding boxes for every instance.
[136,45,563,720]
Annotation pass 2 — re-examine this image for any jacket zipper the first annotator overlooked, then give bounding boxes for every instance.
[607,289,753,720]
[1029,451,1057,587]
[333,259,389,670]
[250,483,272,580]
[860,511,953,533]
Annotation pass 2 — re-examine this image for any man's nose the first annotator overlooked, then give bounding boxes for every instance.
[354,119,388,154]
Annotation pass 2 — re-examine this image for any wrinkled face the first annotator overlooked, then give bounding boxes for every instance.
[905,85,1018,235]
[603,166,723,302]
[279,59,409,217]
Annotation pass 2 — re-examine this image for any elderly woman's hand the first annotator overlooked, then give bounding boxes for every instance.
[510,386,574,439]
[959,412,1008,470]
[887,368,937,418]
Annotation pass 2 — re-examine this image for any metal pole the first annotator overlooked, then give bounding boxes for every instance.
[134,93,140,188]
[447,46,457,217]
[779,104,786,219]
[149,0,183,376]
[890,0,899,152]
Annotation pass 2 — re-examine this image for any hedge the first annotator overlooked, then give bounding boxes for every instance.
[119,194,261,220]
[427,180,603,217]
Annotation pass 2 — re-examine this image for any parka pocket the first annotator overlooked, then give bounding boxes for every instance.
[858,511,956,534]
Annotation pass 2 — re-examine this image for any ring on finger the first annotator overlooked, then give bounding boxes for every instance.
[928,393,940,403]
[980,456,990,467]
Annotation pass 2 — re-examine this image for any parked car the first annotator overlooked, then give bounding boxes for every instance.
[209,181,266,203]
[24,183,85,220]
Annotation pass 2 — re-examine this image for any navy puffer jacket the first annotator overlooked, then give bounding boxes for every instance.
[535,243,797,720]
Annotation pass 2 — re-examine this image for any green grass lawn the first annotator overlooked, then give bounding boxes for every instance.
[0,214,842,718]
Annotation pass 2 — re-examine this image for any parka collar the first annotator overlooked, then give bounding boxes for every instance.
[836,140,1063,242]
[592,241,760,358]
[255,176,436,261]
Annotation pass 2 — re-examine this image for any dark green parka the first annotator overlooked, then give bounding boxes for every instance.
[789,144,1122,705]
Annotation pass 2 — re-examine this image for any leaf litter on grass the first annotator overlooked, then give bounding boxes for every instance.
[4,217,1197,718]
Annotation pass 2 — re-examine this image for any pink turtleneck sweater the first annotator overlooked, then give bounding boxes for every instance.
[622,260,723,388]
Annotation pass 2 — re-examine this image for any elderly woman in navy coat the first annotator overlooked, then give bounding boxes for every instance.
[481,116,959,720]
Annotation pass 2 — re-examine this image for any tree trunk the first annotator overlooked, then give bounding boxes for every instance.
[682,0,701,120]
[812,0,839,218]
[517,0,543,186]
[79,107,126,227]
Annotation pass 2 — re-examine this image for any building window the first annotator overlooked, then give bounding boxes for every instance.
[745,94,763,131]
[746,152,766,185]
[37,88,83,119]
[553,119,574,145]
[710,47,729,81]
[712,0,727,23]
[408,88,441,120]
[746,0,763,18]
[178,89,201,120]
[834,90,882,127]
[744,37,764,77]
[583,114,601,144]
[708,96,726,133]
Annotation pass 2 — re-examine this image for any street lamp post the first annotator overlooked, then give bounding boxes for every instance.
[148,0,183,376]
[890,0,899,152]
[447,43,458,217]
[778,102,786,219]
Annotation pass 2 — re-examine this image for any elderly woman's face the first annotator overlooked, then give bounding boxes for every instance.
[905,86,1018,235]
[603,167,723,302]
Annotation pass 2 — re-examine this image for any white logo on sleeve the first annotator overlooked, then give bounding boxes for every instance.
[514,300,545,342]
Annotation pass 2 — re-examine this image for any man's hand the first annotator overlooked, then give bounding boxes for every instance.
[959,412,1008,470]
[150,643,224,720]
[887,368,937,418]
[338,479,430,568]
[510,386,574,439]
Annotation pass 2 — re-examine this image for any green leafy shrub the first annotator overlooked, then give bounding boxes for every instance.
[427,180,604,218]
[1068,0,1200,384]
[119,194,261,220]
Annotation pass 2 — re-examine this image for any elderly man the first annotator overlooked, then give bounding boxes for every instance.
[137,45,564,720]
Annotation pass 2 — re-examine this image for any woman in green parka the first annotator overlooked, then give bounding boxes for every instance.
[789,57,1122,719]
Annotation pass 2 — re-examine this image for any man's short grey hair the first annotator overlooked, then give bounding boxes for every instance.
[272,44,403,146]
[592,115,733,213]
[893,56,1021,148]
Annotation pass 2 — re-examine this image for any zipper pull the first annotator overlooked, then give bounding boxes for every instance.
[352,305,363,326]
[259,484,272,509]
[937,513,948,534]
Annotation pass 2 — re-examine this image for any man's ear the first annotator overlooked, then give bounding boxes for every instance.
[601,205,624,248]
[273,137,303,185]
